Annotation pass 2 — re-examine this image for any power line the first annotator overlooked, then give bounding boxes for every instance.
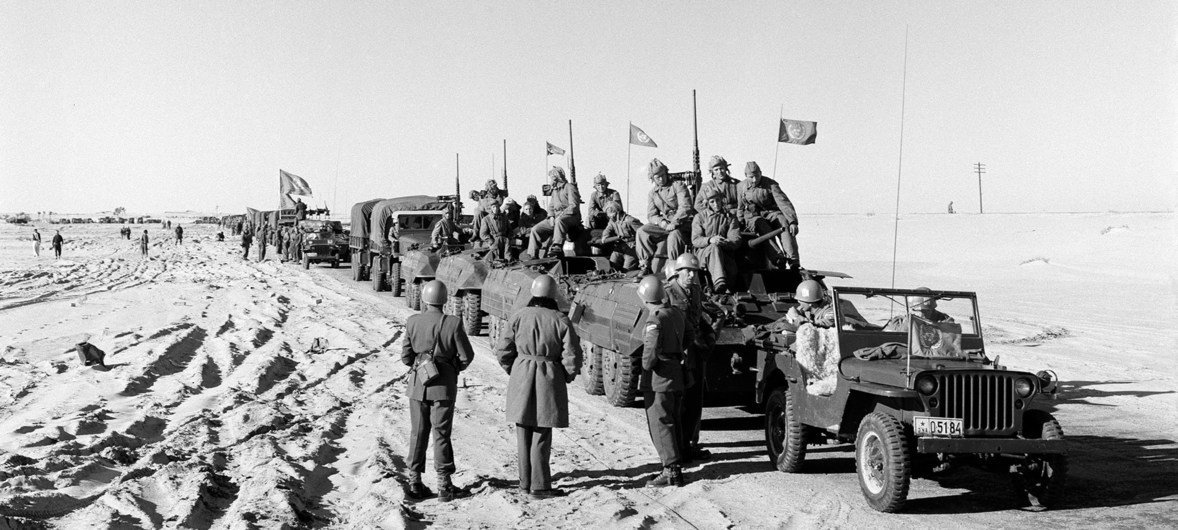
[973,162,986,214]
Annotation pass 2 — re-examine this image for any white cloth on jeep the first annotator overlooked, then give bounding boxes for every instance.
[794,323,839,396]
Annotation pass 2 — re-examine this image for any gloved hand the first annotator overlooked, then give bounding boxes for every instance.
[788,223,799,236]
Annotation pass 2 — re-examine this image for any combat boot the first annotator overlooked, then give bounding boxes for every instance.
[646,467,674,487]
[406,472,434,500]
[670,465,685,487]
[437,473,460,502]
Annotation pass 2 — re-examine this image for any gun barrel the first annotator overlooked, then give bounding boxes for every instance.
[748,227,785,247]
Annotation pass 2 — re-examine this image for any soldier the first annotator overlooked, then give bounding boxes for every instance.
[256,224,268,261]
[140,230,149,257]
[241,227,253,260]
[503,197,521,229]
[884,287,954,332]
[430,209,461,250]
[51,230,64,258]
[636,159,693,275]
[174,224,184,245]
[294,198,308,224]
[636,275,688,487]
[479,202,511,261]
[596,201,642,271]
[495,275,583,498]
[528,167,581,259]
[401,280,475,501]
[737,161,801,266]
[586,173,622,230]
[472,180,507,242]
[663,253,713,461]
[694,156,740,212]
[785,280,836,329]
[32,228,41,257]
[291,228,303,262]
[691,188,743,293]
[515,196,546,239]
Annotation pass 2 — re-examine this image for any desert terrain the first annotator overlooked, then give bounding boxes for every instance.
[0,212,1174,529]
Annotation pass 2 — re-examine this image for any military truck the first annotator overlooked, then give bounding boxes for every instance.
[299,219,348,269]
[367,196,456,296]
[569,266,848,407]
[757,286,1066,512]
[348,198,385,281]
[483,255,621,344]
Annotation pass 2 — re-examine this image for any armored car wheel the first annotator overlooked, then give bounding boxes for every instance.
[390,263,403,296]
[1013,413,1068,509]
[580,340,604,396]
[462,292,482,336]
[765,387,806,472]
[302,254,310,270]
[855,412,911,512]
[602,347,640,407]
[407,281,421,310]
[444,293,458,316]
[488,315,503,345]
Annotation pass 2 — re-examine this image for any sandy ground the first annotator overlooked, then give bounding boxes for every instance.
[0,214,1174,529]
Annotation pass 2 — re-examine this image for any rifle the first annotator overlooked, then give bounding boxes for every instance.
[748,227,785,247]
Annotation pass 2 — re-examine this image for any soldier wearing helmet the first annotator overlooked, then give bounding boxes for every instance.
[636,275,689,487]
[586,173,622,230]
[664,253,714,462]
[401,280,476,501]
[495,274,583,499]
[694,156,740,212]
[527,167,582,259]
[691,187,743,293]
[636,158,694,275]
[884,287,953,332]
[737,161,801,267]
[597,201,642,271]
[785,279,835,329]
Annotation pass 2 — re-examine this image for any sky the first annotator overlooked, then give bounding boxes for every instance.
[2,1,1174,216]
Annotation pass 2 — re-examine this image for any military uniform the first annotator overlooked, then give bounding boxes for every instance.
[479,212,511,261]
[641,304,687,470]
[636,181,693,273]
[587,187,622,229]
[241,230,253,259]
[528,180,582,258]
[401,309,475,488]
[599,213,642,271]
[140,232,149,257]
[690,202,742,292]
[431,217,460,248]
[472,187,507,241]
[495,306,583,492]
[737,170,800,262]
[665,279,711,456]
[515,206,547,238]
[694,176,740,213]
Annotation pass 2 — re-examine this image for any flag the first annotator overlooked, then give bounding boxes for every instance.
[546,142,565,156]
[909,315,963,358]
[279,170,313,196]
[629,123,657,147]
[778,119,817,145]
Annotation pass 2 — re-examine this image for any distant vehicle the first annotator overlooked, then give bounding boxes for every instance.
[299,220,349,269]
[757,286,1067,512]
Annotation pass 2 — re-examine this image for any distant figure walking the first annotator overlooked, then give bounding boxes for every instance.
[140,230,149,257]
[32,228,42,257]
[174,225,184,245]
[948,201,955,214]
[51,230,64,258]
[241,229,253,259]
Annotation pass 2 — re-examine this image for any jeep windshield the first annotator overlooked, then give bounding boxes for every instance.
[832,287,982,359]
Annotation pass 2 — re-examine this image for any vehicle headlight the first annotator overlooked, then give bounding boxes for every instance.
[915,374,938,395]
[1014,377,1035,398]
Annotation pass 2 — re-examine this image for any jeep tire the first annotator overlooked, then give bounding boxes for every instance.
[602,347,640,407]
[462,292,481,336]
[390,262,402,297]
[580,340,604,396]
[302,254,310,270]
[1013,413,1068,509]
[765,387,806,472]
[855,412,911,513]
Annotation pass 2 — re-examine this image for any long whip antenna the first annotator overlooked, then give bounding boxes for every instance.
[890,26,909,290]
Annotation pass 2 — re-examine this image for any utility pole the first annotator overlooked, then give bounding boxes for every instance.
[973,162,986,213]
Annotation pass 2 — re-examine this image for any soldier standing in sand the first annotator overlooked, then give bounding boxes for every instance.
[51,230,64,258]
[241,227,253,260]
[402,280,475,502]
[636,275,689,487]
[140,230,149,257]
[32,228,42,257]
[174,224,184,245]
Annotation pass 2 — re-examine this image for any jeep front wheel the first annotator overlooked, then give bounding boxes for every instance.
[1013,413,1068,509]
[764,387,806,472]
[855,412,911,512]
[302,254,310,270]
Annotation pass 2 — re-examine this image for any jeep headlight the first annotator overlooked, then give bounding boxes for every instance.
[1014,377,1035,398]
[915,374,938,395]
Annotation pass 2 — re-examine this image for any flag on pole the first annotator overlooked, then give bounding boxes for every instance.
[778,119,818,145]
[280,170,313,195]
[629,123,658,147]
[546,142,565,156]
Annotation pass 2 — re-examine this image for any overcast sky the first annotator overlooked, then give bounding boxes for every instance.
[2,1,1174,215]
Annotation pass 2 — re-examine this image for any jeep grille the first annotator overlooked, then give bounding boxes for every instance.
[937,373,1016,434]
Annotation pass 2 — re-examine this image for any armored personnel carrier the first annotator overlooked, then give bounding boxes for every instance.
[401,242,469,311]
[434,248,494,334]
[481,255,622,345]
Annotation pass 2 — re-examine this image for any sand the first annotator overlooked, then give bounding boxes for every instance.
[0,213,1174,528]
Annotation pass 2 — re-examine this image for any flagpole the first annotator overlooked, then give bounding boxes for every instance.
[890,26,910,290]
[502,139,508,193]
[771,104,783,181]
[626,128,632,215]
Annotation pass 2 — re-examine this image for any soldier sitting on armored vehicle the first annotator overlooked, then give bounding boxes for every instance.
[503,197,520,228]
[430,209,462,250]
[694,156,740,212]
[738,161,801,268]
[472,179,507,243]
[479,202,511,261]
[586,173,622,230]
[883,287,954,332]
[636,158,694,275]
[527,167,581,259]
[595,201,642,271]
[691,188,742,293]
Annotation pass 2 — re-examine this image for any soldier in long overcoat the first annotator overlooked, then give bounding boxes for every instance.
[401,280,475,501]
[495,275,583,498]
[636,275,688,487]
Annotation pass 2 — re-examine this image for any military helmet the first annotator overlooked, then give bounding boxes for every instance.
[674,252,701,271]
[548,166,566,182]
[531,274,559,298]
[907,287,935,309]
[604,200,622,214]
[485,179,498,188]
[421,280,448,306]
[504,197,517,205]
[795,280,824,303]
[648,158,668,178]
[636,275,666,304]
[593,173,609,185]
[662,260,677,279]
[708,155,730,170]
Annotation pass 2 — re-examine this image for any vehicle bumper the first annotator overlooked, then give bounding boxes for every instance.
[916,437,1067,455]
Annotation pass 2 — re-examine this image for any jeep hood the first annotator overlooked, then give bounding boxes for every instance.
[840,357,999,388]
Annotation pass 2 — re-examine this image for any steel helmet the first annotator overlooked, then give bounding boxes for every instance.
[421,280,448,307]
[907,287,935,309]
[795,280,824,303]
[637,275,666,304]
[531,274,559,298]
[593,173,609,185]
[662,260,677,279]
[674,252,701,271]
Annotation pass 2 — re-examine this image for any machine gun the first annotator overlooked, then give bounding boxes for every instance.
[748,227,785,247]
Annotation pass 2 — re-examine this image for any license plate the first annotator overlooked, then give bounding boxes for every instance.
[914,416,963,437]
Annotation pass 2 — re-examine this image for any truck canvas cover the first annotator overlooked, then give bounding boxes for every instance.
[349,198,385,243]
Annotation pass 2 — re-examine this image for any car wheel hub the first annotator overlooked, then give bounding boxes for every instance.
[861,432,886,494]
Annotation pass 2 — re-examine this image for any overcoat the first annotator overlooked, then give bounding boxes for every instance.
[496,306,583,428]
